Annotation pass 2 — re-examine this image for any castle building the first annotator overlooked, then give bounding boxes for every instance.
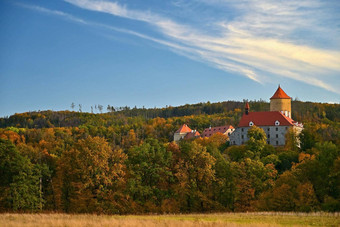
[173,124,233,142]
[270,85,292,118]
[229,86,303,146]
[173,124,200,142]
[201,125,235,138]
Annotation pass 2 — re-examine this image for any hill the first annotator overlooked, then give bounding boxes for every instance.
[0,99,339,213]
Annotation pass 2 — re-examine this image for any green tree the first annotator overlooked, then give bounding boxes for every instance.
[225,145,248,162]
[204,142,234,211]
[299,127,318,151]
[276,150,299,173]
[126,138,173,212]
[285,127,299,151]
[0,139,41,211]
[246,126,267,156]
[258,171,298,211]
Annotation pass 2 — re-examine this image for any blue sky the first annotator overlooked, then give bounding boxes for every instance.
[1,0,340,117]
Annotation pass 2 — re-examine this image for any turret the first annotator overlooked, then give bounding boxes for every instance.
[270,85,291,118]
[245,102,250,115]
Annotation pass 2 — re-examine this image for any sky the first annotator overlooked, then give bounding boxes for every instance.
[1,0,340,117]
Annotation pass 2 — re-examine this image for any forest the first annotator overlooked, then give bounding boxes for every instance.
[0,100,339,213]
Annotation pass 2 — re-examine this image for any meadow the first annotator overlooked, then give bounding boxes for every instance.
[0,212,339,227]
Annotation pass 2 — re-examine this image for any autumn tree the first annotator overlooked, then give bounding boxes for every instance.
[232,158,277,211]
[177,141,216,212]
[54,136,127,213]
[0,100,339,213]
[296,182,319,211]
[121,129,138,149]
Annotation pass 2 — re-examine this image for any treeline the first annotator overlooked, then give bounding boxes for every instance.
[0,100,339,213]
[0,125,339,213]
[1,100,339,129]
[0,103,339,213]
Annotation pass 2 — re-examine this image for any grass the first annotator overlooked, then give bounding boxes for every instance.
[0,212,339,227]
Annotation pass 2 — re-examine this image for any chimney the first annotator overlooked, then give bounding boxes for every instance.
[245,102,250,115]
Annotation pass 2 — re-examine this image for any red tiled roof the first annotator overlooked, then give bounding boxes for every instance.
[201,125,234,137]
[175,124,192,133]
[270,86,291,99]
[184,131,201,139]
[238,111,295,127]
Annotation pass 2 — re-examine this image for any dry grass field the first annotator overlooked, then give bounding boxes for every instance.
[0,212,339,227]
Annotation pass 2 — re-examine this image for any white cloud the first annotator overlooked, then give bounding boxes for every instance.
[34,0,340,93]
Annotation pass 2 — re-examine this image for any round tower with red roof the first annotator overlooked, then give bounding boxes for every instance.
[270,85,291,118]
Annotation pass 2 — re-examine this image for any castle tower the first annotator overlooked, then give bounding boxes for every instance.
[270,85,291,118]
[245,102,250,115]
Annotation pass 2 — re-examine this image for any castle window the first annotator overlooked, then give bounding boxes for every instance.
[276,141,279,145]
[268,128,270,131]
[241,135,244,139]
[249,121,254,126]
[242,128,244,132]
[275,120,280,126]
[276,127,278,131]
[268,134,270,138]
[276,134,278,138]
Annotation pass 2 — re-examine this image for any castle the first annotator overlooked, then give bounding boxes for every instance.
[173,124,234,142]
[174,86,303,146]
[229,86,303,146]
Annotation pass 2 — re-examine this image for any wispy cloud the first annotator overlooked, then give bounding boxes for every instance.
[18,3,207,66]
[18,3,88,24]
[24,0,340,93]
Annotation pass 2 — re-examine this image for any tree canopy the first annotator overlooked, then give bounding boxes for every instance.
[0,100,339,213]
